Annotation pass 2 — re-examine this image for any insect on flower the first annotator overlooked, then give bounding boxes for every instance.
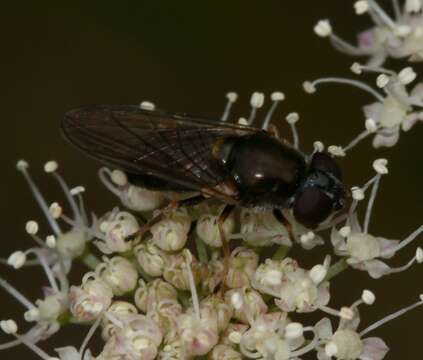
[61,103,346,240]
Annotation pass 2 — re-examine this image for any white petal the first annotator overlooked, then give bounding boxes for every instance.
[360,337,389,360]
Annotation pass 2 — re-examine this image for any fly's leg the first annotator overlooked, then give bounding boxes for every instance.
[133,195,207,241]
[273,208,294,243]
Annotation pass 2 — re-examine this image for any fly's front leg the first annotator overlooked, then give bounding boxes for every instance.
[273,208,294,243]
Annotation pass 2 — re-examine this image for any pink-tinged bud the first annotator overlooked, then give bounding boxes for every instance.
[157,332,185,359]
[134,279,178,313]
[209,344,243,360]
[97,257,138,296]
[163,250,201,291]
[99,314,163,360]
[201,295,233,333]
[220,323,249,347]
[148,299,183,334]
[95,210,140,254]
[69,273,113,322]
[225,288,268,324]
[151,208,191,251]
[225,247,259,289]
[101,301,138,340]
[177,307,219,357]
[134,240,170,277]
[196,206,235,247]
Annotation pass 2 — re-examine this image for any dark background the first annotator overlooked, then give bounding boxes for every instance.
[1,1,422,358]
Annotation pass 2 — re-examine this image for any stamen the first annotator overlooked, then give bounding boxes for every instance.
[286,112,300,149]
[392,0,401,19]
[12,333,52,360]
[248,92,265,125]
[79,316,102,356]
[387,254,417,274]
[351,63,396,76]
[367,0,397,29]
[17,161,61,235]
[392,225,423,253]
[342,130,372,152]
[261,92,285,130]
[290,329,319,357]
[304,78,385,102]
[0,277,35,310]
[221,92,238,122]
[329,33,370,56]
[26,250,59,293]
[185,260,200,321]
[360,296,423,336]
[45,163,83,226]
[363,174,381,233]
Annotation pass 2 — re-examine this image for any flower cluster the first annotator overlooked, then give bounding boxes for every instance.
[1,2,423,359]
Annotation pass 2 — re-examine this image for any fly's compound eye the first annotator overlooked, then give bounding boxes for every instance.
[293,187,333,228]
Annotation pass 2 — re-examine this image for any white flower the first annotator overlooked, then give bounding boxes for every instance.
[163,250,201,291]
[331,214,423,279]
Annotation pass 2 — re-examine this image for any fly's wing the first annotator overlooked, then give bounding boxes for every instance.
[62,105,261,203]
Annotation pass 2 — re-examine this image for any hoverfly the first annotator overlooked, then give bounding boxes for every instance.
[62,105,345,231]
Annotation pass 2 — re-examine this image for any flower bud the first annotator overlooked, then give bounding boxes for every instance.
[69,274,113,322]
[134,241,170,277]
[134,279,178,313]
[225,288,268,324]
[151,208,191,251]
[99,314,162,360]
[97,257,138,296]
[196,208,235,247]
[148,299,183,334]
[178,307,219,356]
[163,250,201,291]
[225,247,259,289]
[101,301,138,340]
[95,210,140,254]
[201,295,233,333]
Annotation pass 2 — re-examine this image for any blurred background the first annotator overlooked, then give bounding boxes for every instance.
[1,0,422,358]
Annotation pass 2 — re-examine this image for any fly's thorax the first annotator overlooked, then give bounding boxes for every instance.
[215,133,307,206]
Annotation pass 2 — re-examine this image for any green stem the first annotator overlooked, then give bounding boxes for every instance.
[325,258,348,281]
[272,245,290,260]
[79,252,101,270]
